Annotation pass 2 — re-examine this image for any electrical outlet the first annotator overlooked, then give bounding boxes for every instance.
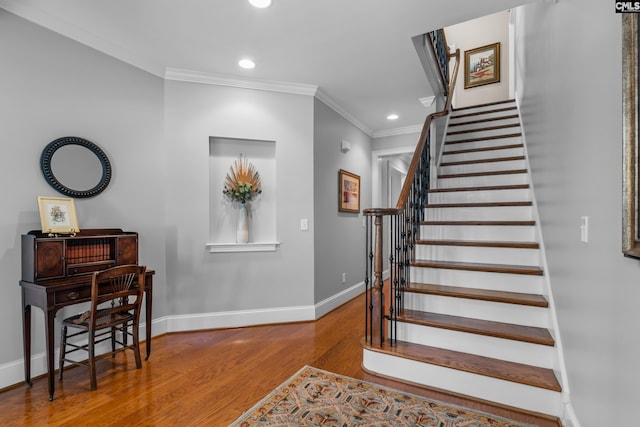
[341,273,346,283]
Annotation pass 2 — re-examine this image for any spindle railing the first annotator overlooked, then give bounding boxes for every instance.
[364,40,460,347]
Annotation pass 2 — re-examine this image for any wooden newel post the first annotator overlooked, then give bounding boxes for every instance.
[371,214,385,346]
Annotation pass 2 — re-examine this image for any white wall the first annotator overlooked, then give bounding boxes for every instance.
[515,1,640,425]
[446,10,511,107]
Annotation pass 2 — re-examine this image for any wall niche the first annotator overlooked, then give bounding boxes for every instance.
[208,137,278,252]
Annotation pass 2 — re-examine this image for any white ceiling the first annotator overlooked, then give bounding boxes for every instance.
[0,0,532,136]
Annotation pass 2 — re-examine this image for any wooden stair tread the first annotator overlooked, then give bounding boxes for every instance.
[451,99,516,111]
[398,309,555,346]
[424,201,532,208]
[439,169,527,179]
[362,339,562,391]
[421,220,536,226]
[440,156,525,167]
[450,106,518,120]
[443,143,523,156]
[448,114,520,128]
[447,123,520,136]
[411,260,543,276]
[406,283,548,307]
[416,239,539,249]
[446,133,522,145]
[429,184,529,193]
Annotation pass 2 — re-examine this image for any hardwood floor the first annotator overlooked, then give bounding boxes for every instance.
[0,294,561,426]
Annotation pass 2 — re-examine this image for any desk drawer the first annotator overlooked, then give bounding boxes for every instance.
[54,286,91,305]
[66,261,115,276]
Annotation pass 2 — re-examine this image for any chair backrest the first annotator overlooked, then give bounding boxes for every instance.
[89,265,146,329]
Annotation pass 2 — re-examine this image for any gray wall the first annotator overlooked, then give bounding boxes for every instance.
[0,9,364,387]
[313,99,371,303]
[515,1,640,424]
[164,80,315,313]
[0,10,166,365]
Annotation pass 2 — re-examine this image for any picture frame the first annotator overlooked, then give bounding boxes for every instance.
[338,169,360,213]
[464,42,501,89]
[622,14,640,258]
[37,196,80,235]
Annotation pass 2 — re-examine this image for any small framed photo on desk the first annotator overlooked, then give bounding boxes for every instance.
[38,196,79,235]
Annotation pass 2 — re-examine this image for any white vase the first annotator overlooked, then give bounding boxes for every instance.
[236,204,249,243]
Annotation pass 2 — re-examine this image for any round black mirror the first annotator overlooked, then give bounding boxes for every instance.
[41,136,112,198]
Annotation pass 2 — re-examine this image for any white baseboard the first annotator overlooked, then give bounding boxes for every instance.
[0,283,365,390]
[563,402,581,427]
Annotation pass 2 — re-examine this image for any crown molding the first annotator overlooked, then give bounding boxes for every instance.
[315,88,373,137]
[0,0,165,77]
[165,68,318,96]
[373,125,423,139]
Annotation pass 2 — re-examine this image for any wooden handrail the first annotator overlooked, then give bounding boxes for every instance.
[397,49,459,210]
[366,48,460,215]
[363,45,460,349]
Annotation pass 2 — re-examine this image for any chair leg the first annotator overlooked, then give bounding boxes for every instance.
[59,325,67,380]
[111,326,116,357]
[131,321,141,369]
[88,330,97,391]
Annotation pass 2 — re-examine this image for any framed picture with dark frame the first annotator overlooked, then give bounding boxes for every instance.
[464,42,501,89]
[338,169,360,213]
[622,14,640,258]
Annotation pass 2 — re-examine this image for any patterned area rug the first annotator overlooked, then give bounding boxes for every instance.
[230,366,536,426]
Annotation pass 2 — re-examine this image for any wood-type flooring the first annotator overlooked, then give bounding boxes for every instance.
[0,294,560,426]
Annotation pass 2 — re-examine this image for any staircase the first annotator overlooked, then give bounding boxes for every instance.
[362,100,564,416]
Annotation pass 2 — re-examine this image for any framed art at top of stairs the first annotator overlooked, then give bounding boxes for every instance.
[464,42,500,89]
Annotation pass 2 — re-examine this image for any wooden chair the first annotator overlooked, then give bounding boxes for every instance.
[58,264,147,391]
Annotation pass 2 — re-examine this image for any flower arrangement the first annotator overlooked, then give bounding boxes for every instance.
[223,154,262,204]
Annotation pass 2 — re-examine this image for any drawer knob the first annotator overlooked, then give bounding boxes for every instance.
[67,291,79,300]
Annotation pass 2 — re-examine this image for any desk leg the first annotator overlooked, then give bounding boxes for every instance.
[22,301,32,387]
[145,286,153,360]
[45,309,56,401]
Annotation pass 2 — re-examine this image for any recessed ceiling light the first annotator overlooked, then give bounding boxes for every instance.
[387,114,399,120]
[238,59,256,69]
[249,0,272,8]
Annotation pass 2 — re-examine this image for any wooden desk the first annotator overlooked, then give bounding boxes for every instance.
[20,270,154,400]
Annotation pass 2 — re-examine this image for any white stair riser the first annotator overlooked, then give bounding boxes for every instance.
[428,188,531,203]
[437,173,528,188]
[410,266,544,294]
[363,350,563,417]
[446,128,521,142]
[444,135,522,152]
[447,118,520,133]
[441,146,523,162]
[403,293,548,328]
[439,160,526,175]
[424,206,534,222]
[396,322,554,368]
[415,244,539,266]
[420,224,536,242]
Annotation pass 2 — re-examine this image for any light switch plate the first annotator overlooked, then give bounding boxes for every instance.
[300,218,309,231]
